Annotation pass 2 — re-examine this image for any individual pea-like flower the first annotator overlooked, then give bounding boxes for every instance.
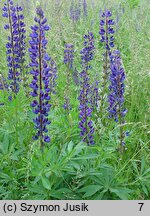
[63,43,74,113]
[108,50,128,153]
[29,7,51,148]
[78,32,95,145]
[2,0,26,95]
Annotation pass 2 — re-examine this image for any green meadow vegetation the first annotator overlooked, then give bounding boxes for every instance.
[0,0,149,200]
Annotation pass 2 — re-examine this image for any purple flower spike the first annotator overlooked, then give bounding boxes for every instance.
[78,32,95,145]
[70,0,81,22]
[108,50,128,153]
[80,31,95,70]
[99,9,115,117]
[29,7,51,148]
[2,0,26,95]
[99,9,115,51]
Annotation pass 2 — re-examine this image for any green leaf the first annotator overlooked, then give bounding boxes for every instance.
[67,141,74,152]
[110,188,132,200]
[28,184,46,194]
[142,184,148,196]
[11,149,24,161]
[41,176,51,190]
[51,188,72,199]
[141,157,146,174]
[70,161,81,170]
[132,161,139,175]
[79,185,103,198]
[143,168,150,175]
[0,134,10,155]
[93,191,106,200]
[0,172,11,181]
[72,154,99,160]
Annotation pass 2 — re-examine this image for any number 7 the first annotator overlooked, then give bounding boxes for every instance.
[138,203,144,211]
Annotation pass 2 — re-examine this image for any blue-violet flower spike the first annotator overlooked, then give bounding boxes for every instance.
[29,7,51,148]
[108,50,128,153]
[78,32,95,145]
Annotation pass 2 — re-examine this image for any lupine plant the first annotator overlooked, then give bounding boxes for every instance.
[108,50,128,153]
[63,43,74,113]
[29,7,51,149]
[78,32,95,145]
[2,0,26,96]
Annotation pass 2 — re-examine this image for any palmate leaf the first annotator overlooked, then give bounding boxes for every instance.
[87,166,133,200]
[131,157,150,197]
